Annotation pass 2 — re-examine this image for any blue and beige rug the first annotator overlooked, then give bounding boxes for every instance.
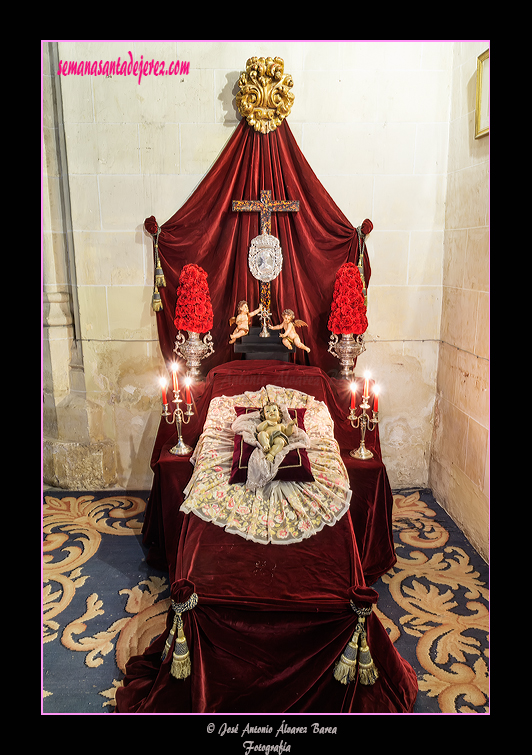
[42,488,489,714]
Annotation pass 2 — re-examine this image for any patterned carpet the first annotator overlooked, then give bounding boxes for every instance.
[42,487,489,714]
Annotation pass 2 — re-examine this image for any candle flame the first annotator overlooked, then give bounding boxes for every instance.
[185,376,192,387]
[170,361,179,373]
[159,377,168,387]
[374,384,380,394]
[350,381,357,392]
[364,370,371,379]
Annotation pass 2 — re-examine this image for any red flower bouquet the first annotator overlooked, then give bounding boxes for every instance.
[174,264,214,333]
[328,262,368,335]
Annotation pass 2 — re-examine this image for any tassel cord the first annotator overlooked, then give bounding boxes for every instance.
[151,228,166,308]
[334,600,379,686]
[154,230,166,287]
[161,592,198,680]
[356,225,368,307]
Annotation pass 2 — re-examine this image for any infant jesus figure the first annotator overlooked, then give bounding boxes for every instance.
[256,402,297,463]
[270,309,311,353]
[229,300,262,344]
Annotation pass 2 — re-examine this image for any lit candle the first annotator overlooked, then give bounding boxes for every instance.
[364,371,370,398]
[159,377,168,405]
[350,381,357,410]
[373,384,379,412]
[171,362,179,394]
[185,377,192,405]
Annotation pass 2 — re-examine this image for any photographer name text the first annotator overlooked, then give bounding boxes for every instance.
[207,720,338,753]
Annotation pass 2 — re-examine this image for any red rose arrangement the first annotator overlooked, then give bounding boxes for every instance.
[174,264,214,333]
[328,262,368,335]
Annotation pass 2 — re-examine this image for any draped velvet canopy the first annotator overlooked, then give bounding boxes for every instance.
[149,119,371,375]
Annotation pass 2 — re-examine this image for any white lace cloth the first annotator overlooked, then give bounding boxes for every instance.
[180,385,351,545]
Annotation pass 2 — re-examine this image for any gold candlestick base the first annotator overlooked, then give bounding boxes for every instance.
[169,437,193,456]
[351,444,374,460]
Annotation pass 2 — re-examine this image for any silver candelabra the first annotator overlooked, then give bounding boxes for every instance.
[160,377,194,456]
[347,376,379,460]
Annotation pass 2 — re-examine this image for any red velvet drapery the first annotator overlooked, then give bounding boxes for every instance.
[115,120,419,717]
[152,119,370,374]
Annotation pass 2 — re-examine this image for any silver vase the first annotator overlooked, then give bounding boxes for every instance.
[328,333,366,379]
[174,330,215,381]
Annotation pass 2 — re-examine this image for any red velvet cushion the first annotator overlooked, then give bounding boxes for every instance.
[230,406,314,484]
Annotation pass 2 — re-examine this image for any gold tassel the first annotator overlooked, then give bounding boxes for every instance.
[154,230,166,288]
[155,262,166,288]
[152,286,163,312]
[151,229,165,308]
[334,602,379,686]
[170,617,192,679]
[334,624,361,684]
[161,614,177,662]
[154,249,166,288]
[357,628,379,685]
[161,593,198,680]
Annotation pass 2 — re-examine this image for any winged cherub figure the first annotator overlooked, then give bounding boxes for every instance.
[229,300,262,344]
[270,308,311,353]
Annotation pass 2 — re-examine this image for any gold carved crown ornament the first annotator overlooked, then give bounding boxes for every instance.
[236,56,295,134]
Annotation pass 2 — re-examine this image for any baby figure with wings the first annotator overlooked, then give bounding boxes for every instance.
[229,300,262,344]
[270,308,311,353]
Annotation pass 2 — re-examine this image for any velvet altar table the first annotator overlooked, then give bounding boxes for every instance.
[117,514,417,714]
[116,361,417,714]
[142,361,395,585]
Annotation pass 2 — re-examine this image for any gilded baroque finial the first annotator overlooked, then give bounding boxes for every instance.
[236,56,295,134]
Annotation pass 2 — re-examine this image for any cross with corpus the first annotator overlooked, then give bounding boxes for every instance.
[232,189,299,235]
[232,189,299,337]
